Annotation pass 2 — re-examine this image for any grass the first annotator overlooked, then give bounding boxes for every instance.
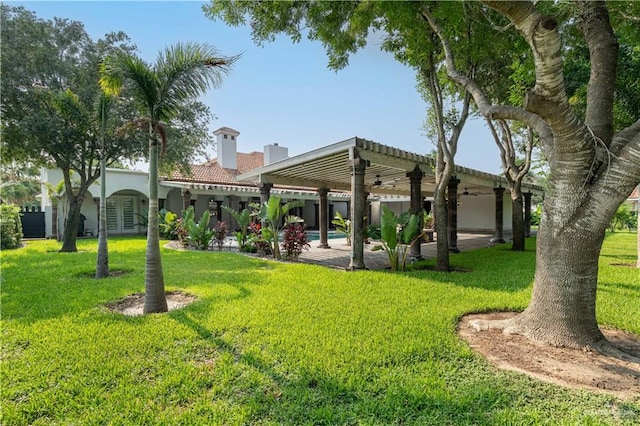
[1,233,639,425]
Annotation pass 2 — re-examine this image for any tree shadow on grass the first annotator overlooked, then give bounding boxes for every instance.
[403,246,537,293]
[169,311,538,424]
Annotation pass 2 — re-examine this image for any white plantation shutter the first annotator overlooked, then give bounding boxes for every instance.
[122,198,134,230]
[106,198,118,231]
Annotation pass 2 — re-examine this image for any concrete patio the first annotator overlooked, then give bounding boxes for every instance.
[296,232,504,270]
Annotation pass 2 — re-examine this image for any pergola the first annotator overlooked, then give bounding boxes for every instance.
[236,137,544,269]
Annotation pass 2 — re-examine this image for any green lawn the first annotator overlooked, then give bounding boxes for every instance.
[1,233,638,425]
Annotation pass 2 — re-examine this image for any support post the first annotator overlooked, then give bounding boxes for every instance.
[258,182,273,204]
[492,186,506,243]
[407,165,423,261]
[317,187,331,249]
[181,189,191,212]
[447,177,460,253]
[349,153,367,270]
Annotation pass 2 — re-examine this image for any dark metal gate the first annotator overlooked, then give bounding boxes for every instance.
[20,206,45,238]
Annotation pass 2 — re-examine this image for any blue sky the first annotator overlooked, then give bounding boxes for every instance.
[13,1,502,173]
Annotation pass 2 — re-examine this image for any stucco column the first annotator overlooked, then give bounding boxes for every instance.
[258,182,273,204]
[407,166,423,261]
[524,191,532,238]
[181,189,192,212]
[349,155,367,270]
[447,176,460,253]
[492,186,506,243]
[317,188,331,249]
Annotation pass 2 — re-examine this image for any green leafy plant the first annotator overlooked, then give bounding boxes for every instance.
[281,222,310,260]
[250,196,304,259]
[213,221,228,251]
[183,206,214,250]
[222,206,252,250]
[366,224,381,240]
[0,204,23,249]
[372,205,423,271]
[332,211,352,246]
[159,209,181,240]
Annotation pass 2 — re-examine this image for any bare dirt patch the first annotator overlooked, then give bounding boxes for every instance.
[106,291,196,316]
[458,312,640,400]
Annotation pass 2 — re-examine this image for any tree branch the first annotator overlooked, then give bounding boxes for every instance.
[419,6,554,164]
[577,0,618,146]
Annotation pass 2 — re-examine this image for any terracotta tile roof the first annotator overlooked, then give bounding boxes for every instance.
[167,152,263,185]
[213,126,240,136]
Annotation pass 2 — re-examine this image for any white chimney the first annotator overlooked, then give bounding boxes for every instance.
[213,127,240,169]
[264,143,289,165]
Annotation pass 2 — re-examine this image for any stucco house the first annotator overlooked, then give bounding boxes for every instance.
[40,126,543,246]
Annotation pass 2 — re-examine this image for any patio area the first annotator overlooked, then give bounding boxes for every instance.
[296,232,502,270]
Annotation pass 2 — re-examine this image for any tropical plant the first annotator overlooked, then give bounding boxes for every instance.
[331,211,352,246]
[281,222,310,260]
[99,42,237,313]
[222,205,252,250]
[159,209,181,240]
[181,206,214,251]
[372,206,423,271]
[213,221,228,251]
[0,204,23,249]
[366,224,381,241]
[250,195,304,260]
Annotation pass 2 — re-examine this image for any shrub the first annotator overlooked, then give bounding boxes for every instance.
[250,196,303,259]
[213,221,228,251]
[281,222,310,260]
[0,204,23,249]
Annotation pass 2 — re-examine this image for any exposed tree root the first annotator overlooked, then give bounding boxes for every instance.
[469,316,640,364]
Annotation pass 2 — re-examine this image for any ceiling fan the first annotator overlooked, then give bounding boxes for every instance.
[462,187,482,196]
[372,175,400,188]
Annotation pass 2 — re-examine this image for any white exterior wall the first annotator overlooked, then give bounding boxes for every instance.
[41,168,149,238]
[457,194,513,232]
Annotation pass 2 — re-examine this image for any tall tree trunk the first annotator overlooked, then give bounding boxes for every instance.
[95,158,109,278]
[143,128,168,314]
[510,183,525,251]
[60,195,81,252]
[472,165,639,360]
[434,190,449,271]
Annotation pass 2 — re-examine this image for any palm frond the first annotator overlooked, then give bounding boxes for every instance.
[100,54,159,117]
[154,42,239,121]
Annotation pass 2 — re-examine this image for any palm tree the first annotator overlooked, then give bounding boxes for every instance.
[95,93,114,279]
[99,43,237,313]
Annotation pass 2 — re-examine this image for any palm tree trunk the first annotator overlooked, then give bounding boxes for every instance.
[95,158,109,278]
[143,130,168,314]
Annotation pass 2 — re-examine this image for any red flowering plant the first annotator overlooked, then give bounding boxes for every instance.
[281,222,310,260]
